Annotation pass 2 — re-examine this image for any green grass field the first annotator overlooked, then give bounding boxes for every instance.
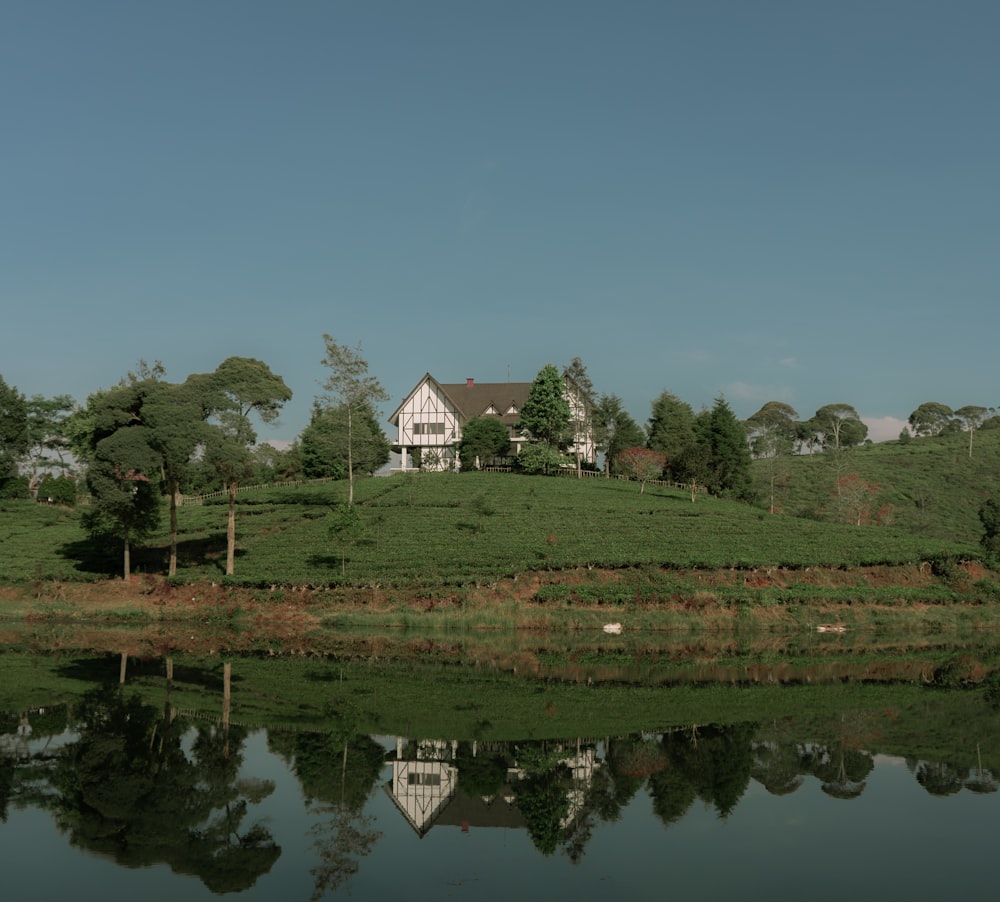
[0,464,983,589]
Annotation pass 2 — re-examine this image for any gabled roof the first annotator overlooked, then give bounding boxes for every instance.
[389,374,532,427]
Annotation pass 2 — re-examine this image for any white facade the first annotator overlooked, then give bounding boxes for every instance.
[388,374,596,472]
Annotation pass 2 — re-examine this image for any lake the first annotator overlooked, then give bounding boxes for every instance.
[2,629,999,900]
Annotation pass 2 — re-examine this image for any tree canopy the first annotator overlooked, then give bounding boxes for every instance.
[456,416,511,470]
[299,403,390,479]
[518,364,571,451]
[318,336,389,505]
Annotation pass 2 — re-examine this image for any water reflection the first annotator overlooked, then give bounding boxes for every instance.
[3,646,1000,899]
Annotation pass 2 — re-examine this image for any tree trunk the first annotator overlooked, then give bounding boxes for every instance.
[123,532,131,581]
[168,478,179,577]
[226,480,237,576]
[347,405,354,506]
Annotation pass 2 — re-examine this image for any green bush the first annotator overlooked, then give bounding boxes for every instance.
[0,475,29,500]
[38,474,77,506]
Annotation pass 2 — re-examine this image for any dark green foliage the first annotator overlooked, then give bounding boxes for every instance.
[518,364,570,449]
[0,475,29,499]
[299,404,389,479]
[0,375,29,480]
[694,397,753,499]
[457,416,511,470]
[38,474,77,506]
[646,392,696,480]
[979,497,1000,557]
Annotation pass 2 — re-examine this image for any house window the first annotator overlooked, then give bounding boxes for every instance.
[413,422,445,435]
[407,772,442,786]
[506,404,518,415]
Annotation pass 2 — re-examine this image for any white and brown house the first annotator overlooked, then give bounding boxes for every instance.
[388,374,595,472]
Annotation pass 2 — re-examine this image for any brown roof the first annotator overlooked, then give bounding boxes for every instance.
[437,381,532,426]
[389,374,532,427]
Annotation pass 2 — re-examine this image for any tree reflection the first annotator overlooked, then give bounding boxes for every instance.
[269,728,385,899]
[50,686,279,891]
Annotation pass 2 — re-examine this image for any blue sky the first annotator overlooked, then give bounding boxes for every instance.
[3,0,997,444]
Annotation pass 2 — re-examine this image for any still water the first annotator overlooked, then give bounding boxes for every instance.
[2,637,999,901]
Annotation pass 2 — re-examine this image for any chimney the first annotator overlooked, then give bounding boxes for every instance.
[466,378,474,387]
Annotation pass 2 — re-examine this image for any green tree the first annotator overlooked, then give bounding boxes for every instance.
[518,364,571,461]
[299,403,390,479]
[746,402,799,513]
[908,402,955,437]
[594,394,645,476]
[80,381,163,580]
[0,375,29,484]
[328,501,365,576]
[456,416,511,470]
[979,497,1000,557]
[318,337,389,506]
[646,392,697,481]
[696,397,753,499]
[563,357,596,477]
[205,357,292,576]
[810,403,868,451]
[954,405,991,458]
[24,393,75,475]
[144,377,216,576]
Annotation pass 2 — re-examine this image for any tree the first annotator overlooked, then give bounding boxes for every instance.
[979,497,1000,557]
[79,381,163,580]
[696,397,753,499]
[317,337,389,506]
[833,473,880,526]
[908,402,954,437]
[615,447,666,493]
[746,402,798,513]
[646,392,697,481]
[205,357,292,576]
[299,404,390,479]
[456,416,510,470]
[594,394,645,476]
[143,377,215,576]
[563,357,596,478]
[0,375,29,484]
[954,405,991,458]
[518,364,571,457]
[810,404,868,451]
[24,394,75,475]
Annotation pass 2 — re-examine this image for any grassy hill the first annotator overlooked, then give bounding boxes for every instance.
[0,452,987,592]
[751,427,1000,546]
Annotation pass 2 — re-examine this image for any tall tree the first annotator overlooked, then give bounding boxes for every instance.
[908,402,955,437]
[80,381,162,580]
[0,375,29,485]
[695,397,753,499]
[206,357,292,576]
[810,404,868,451]
[317,337,389,506]
[746,402,799,513]
[646,392,697,481]
[518,364,571,463]
[144,377,215,576]
[954,405,991,458]
[24,394,75,475]
[299,403,390,479]
[563,357,596,478]
[594,394,645,476]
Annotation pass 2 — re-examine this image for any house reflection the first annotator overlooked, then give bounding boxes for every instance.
[384,737,601,838]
